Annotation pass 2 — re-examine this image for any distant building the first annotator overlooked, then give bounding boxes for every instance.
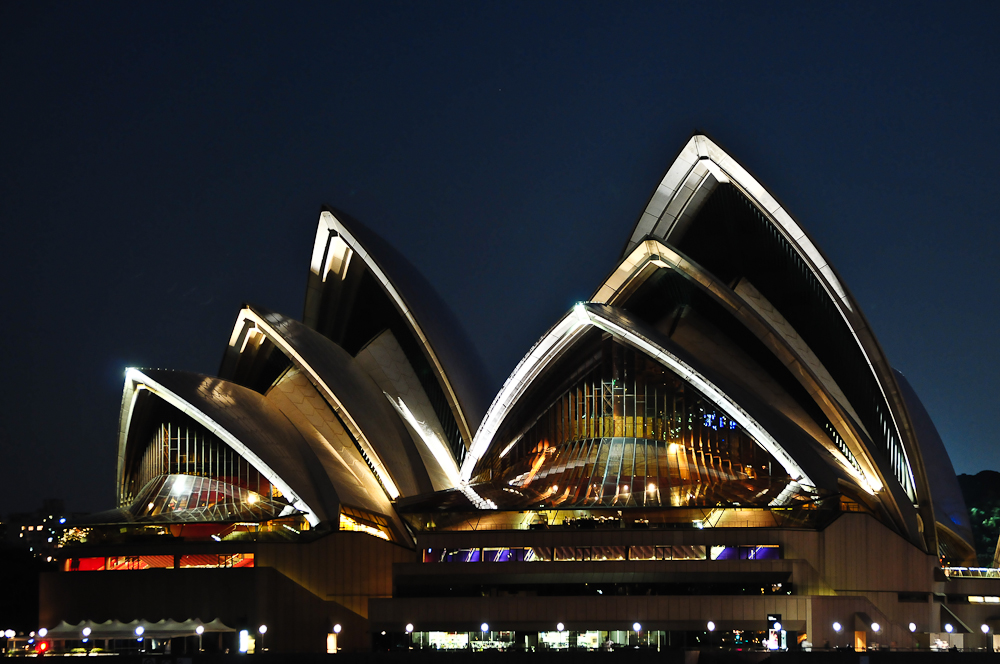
[5,499,75,559]
[41,135,1000,655]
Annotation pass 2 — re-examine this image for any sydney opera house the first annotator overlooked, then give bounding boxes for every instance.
[39,135,1000,654]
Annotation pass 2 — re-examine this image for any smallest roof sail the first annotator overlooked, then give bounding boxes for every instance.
[117,368,335,527]
[304,208,492,455]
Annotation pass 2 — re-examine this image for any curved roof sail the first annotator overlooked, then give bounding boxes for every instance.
[117,369,329,526]
[304,208,490,468]
[464,303,814,492]
[619,134,935,552]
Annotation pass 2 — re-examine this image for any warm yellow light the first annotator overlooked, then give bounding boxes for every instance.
[648,483,656,492]
[247,493,258,504]
[340,513,389,541]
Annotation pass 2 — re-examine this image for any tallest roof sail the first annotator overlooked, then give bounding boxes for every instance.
[617,133,937,552]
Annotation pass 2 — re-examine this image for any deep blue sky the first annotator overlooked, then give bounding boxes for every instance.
[1,2,998,514]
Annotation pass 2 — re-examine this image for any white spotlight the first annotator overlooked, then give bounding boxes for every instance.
[908,623,916,632]
[632,622,641,632]
[333,624,342,634]
[480,623,489,632]
[82,627,91,637]
[871,623,880,633]
[557,623,564,632]
[196,625,205,635]
[38,628,47,638]
[405,624,413,633]
[707,621,716,631]
[258,625,267,635]
[134,626,144,636]
[833,622,842,632]
[945,623,954,633]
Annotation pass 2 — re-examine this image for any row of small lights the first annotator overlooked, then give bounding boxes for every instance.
[391,620,992,636]
[832,621,991,635]
[14,619,991,644]
[398,622,719,634]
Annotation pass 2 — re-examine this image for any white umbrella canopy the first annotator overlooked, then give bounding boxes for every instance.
[44,618,234,639]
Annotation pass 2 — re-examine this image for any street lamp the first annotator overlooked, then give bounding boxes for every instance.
[707,621,716,631]
[405,624,413,633]
[557,623,564,632]
[480,623,489,633]
[945,624,954,634]
[134,626,144,637]
[38,628,47,638]
[333,624,342,634]
[82,627,91,637]
[872,623,880,633]
[982,624,991,634]
[833,622,842,633]
[258,625,267,652]
[196,625,204,651]
[909,623,917,633]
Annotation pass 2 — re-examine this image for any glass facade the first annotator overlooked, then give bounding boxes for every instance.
[420,544,783,563]
[128,474,291,523]
[476,335,803,508]
[64,553,254,571]
[122,415,276,508]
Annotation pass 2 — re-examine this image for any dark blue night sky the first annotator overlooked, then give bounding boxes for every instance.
[2,2,998,514]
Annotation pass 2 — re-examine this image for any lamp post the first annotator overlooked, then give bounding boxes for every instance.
[871,622,880,650]
[196,625,204,652]
[332,624,341,654]
[258,625,267,652]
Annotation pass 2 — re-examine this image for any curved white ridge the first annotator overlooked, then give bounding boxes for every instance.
[230,308,402,500]
[462,309,590,480]
[629,135,917,502]
[463,304,815,494]
[122,368,320,526]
